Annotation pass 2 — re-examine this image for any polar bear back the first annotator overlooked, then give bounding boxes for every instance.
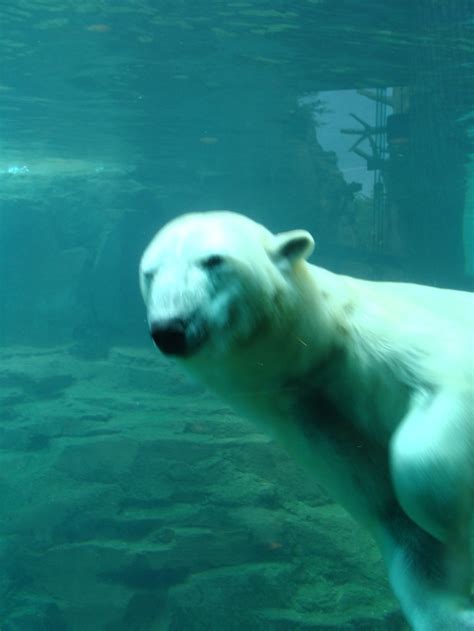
[361,278,474,329]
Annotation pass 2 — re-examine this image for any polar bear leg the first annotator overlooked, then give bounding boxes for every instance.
[386,391,473,630]
[390,391,472,545]
[378,516,473,631]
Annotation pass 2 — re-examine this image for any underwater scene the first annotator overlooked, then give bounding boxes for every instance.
[0,1,473,630]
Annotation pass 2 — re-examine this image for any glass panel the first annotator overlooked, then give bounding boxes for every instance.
[0,2,472,630]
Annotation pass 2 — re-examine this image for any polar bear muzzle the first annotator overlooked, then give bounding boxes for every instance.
[149,316,206,357]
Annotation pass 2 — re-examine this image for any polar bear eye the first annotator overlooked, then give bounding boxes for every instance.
[143,270,155,287]
[200,254,225,269]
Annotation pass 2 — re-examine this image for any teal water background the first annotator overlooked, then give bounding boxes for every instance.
[0,2,473,630]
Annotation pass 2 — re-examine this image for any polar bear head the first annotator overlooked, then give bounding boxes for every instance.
[139,211,314,358]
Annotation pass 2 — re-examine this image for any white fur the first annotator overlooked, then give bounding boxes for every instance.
[140,211,474,630]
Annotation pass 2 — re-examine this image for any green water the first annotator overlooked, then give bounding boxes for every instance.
[0,1,472,630]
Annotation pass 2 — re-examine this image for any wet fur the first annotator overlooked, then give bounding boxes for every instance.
[140,211,474,631]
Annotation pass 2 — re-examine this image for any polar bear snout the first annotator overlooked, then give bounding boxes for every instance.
[150,318,188,355]
[149,316,207,357]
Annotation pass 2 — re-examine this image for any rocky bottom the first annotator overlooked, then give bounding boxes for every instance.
[0,345,403,630]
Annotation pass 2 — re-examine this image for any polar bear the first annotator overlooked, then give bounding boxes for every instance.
[139,211,474,631]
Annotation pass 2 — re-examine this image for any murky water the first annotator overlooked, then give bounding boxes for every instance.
[0,2,472,629]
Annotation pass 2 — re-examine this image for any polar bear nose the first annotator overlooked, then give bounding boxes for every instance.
[149,318,188,356]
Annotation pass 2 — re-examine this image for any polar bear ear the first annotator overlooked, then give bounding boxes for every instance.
[271,230,315,265]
